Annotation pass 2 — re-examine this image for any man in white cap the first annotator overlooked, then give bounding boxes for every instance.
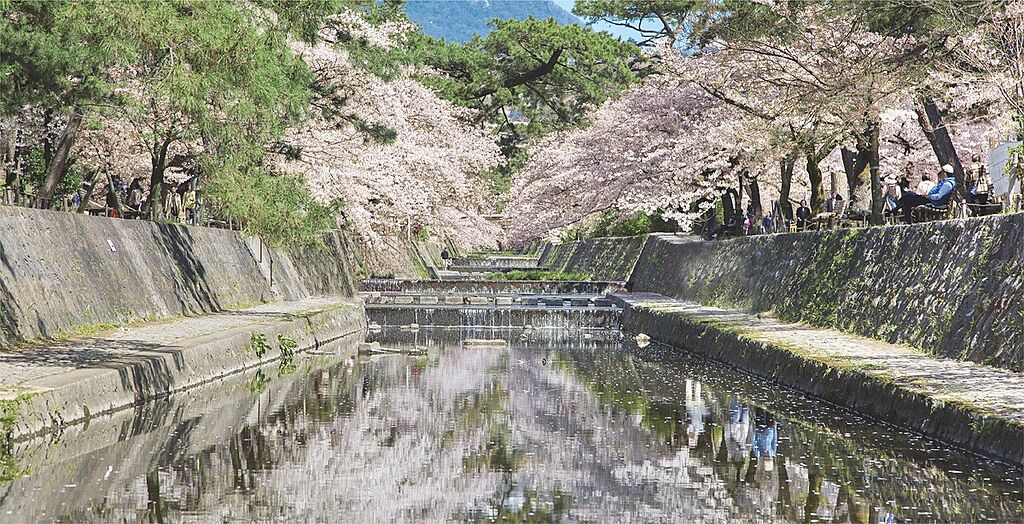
[893,165,958,222]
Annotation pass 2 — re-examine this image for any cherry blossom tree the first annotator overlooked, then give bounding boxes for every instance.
[503,76,768,244]
[278,18,505,274]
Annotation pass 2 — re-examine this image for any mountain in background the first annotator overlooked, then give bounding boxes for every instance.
[404,0,580,42]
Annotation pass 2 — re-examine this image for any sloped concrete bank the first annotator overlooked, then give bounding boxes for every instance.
[630,215,1024,370]
[0,207,358,346]
[616,295,1024,465]
[538,236,648,282]
[0,207,366,440]
[6,297,364,440]
[1,338,362,516]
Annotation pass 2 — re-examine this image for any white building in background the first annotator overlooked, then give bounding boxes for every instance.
[989,140,1021,197]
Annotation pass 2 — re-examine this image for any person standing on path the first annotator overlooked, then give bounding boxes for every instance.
[966,154,992,204]
[795,199,811,231]
[164,182,183,222]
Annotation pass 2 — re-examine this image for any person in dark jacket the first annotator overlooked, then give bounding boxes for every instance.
[795,199,811,230]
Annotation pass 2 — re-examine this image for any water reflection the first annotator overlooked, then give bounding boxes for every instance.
[0,329,1020,522]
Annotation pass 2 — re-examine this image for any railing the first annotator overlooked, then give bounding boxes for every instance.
[0,187,243,231]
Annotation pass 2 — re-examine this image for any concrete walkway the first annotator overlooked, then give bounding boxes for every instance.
[614,293,1024,464]
[0,296,364,438]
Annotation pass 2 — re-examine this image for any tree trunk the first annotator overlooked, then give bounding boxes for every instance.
[742,169,763,221]
[104,171,124,216]
[736,170,745,218]
[0,128,8,188]
[780,153,795,220]
[76,167,100,213]
[866,121,884,225]
[915,97,967,200]
[38,109,84,207]
[147,139,172,219]
[806,152,825,215]
[43,108,53,167]
[841,144,871,214]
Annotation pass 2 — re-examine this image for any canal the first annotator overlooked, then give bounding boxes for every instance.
[1,321,1021,522]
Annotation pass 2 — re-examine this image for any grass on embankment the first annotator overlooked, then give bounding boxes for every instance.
[484,270,591,281]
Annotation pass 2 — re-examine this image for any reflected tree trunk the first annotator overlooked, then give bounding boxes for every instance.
[145,469,165,524]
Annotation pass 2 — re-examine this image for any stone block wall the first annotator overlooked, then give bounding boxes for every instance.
[538,236,648,282]
[0,207,358,346]
[627,215,1024,371]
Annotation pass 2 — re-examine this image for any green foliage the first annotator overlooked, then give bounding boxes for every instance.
[20,148,45,191]
[206,159,342,249]
[485,269,590,281]
[16,146,85,199]
[277,333,298,376]
[417,16,640,160]
[256,0,369,43]
[250,332,271,358]
[248,370,271,395]
[563,209,677,241]
[278,334,298,358]
[3,0,352,246]
[0,0,120,110]
[0,394,32,483]
[573,0,698,45]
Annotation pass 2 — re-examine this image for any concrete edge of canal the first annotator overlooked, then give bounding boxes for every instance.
[614,294,1024,467]
[5,298,365,442]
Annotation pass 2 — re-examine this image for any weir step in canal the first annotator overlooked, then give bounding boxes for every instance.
[361,286,622,330]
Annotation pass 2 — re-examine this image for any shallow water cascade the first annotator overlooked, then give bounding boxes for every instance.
[1,325,1020,523]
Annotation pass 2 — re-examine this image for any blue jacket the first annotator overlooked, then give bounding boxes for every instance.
[928,177,957,206]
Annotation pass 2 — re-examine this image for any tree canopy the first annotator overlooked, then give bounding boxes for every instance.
[418,17,642,160]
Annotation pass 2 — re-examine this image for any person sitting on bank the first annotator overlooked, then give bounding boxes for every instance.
[966,154,992,204]
[883,175,903,215]
[795,199,811,230]
[893,164,957,222]
[917,174,936,194]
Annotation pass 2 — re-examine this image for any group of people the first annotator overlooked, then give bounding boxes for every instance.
[888,156,993,222]
[736,155,995,236]
[70,175,198,223]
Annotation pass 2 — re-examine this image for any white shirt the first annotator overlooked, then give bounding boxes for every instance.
[918,180,936,193]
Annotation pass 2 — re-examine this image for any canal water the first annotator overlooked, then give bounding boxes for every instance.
[1,326,1020,522]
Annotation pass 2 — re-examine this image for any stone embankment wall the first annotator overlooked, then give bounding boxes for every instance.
[538,236,648,282]
[626,215,1024,371]
[0,207,358,346]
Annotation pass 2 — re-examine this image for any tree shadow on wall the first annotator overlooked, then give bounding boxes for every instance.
[0,240,23,346]
[152,224,221,315]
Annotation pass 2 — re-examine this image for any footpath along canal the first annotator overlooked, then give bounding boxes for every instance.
[1,274,1021,523]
